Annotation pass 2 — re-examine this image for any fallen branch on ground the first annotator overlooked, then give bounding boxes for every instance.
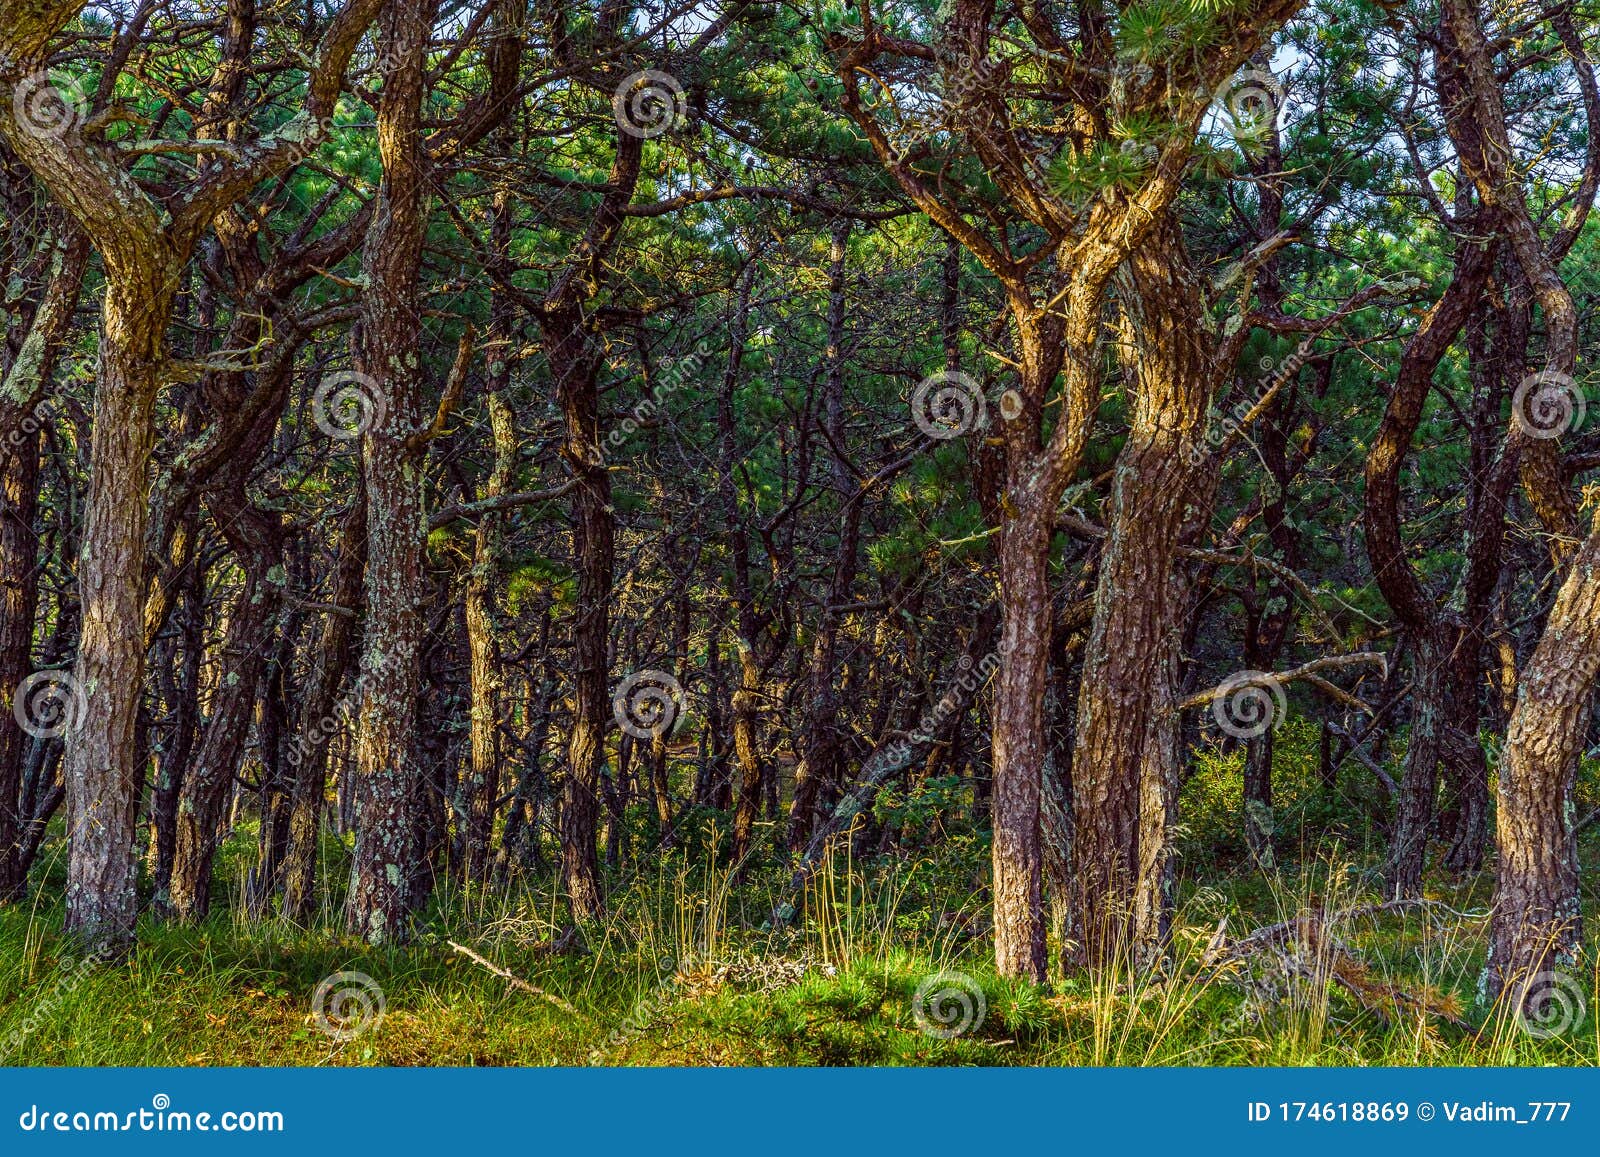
[447,939,581,1016]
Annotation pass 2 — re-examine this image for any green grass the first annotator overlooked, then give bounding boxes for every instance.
[3,843,1598,1066]
[7,722,1600,1066]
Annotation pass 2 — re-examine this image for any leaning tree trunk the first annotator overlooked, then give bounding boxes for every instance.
[1484,513,1600,997]
[166,501,282,922]
[147,518,202,904]
[1360,203,1495,898]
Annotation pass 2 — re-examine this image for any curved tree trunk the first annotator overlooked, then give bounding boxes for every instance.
[165,493,282,921]
[1068,218,1215,970]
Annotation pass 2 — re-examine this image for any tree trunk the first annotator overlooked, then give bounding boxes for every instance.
[547,303,611,922]
[281,494,365,922]
[0,422,40,900]
[147,519,202,906]
[791,220,857,850]
[463,334,515,886]
[1484,513,1600,997]
[346,0,436,943]
[991,498,1051,981]
[167,489,282,921]
[63,277,175,956]
[1068,221,1215,970]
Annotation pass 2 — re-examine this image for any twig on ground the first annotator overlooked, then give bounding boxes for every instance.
[447,939,581,1016]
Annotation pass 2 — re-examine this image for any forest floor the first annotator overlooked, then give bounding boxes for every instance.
[5,728,1599,1066]
[4,824,1600,1066]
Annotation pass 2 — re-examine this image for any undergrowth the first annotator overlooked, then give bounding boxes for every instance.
[4,723,1600,1066]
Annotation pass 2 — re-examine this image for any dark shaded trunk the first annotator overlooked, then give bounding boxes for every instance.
[147,519,202,905]
[546,302,612,921]
[791,220,858,850]
[167,502,283,922]
[281,494,365,922]
[0,424,40,901]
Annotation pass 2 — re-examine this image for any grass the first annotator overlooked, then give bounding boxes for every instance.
[3,840,1598,1066]
[6,722,1600,1066]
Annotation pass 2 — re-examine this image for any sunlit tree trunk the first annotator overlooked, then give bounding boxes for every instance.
[1069,220,1215,968]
